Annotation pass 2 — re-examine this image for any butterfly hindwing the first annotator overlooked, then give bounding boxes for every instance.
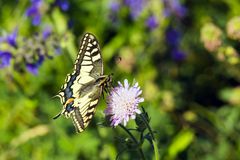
[54,33,110,133]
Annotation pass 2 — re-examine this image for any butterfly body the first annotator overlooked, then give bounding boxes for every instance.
[54,33,111,133]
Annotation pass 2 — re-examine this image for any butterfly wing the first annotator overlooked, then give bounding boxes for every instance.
[55,33,104,132]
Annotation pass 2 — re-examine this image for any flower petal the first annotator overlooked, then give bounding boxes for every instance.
[105,79,144,127]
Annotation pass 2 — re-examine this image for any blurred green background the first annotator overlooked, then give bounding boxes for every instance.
[0,0,240,159]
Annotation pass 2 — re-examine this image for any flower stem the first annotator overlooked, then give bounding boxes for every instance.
[119,124,146,160]
[139,114,160,160]
[139,114,155,140]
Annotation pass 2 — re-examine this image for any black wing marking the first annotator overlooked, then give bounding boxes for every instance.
[54,33,107,132]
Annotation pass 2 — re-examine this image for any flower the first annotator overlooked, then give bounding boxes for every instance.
[26,54,44,75]
[54,0,69,11]
[105,79,144,127]
[165,27,180,47]
[26,0,43,26]
[145,15,159,30]
[67,19,74,29]
[171,48,186,61]
[200,23,222,52]
[124,0,146,19]
[6,28,18,48]
[163,0,187,18]
[110,1,120,12]
[54,45,62,55]
[42,27,52,40]
[227,16,240,41]
[0,51,12,68]
[0,29,18,47]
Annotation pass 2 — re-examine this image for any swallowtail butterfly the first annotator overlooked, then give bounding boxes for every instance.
[54,33,111,133]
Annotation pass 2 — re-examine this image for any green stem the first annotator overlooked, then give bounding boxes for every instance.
[139,114,155,140]
[119,124,146,160]
[139,114,160,160]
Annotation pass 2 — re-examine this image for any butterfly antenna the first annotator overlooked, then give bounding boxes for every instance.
[51,93,60,100]
[53,112,61,119]
[53,109,65,119]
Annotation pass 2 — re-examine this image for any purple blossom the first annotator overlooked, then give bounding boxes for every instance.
[54,46,62,55]
[166,27,180,47]
[55,0,69,11]
[6,28,18,48]
[42,27,52,40]
[145,15,159,30]
[163,0,187,18]
[124,0,146,19]
[171,48,186,61]
[26,55,44,75]
[110,1,120,12]
[26,0,43,26]
[67,19,74,29]
[0,51,12,68]
[0,29,18,47]
[105,79,144,127]
[0,37,4,43]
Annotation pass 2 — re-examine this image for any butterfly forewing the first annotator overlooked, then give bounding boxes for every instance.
[55,33,107,133]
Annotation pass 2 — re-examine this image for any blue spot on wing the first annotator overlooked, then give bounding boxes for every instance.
[64,74,77,100]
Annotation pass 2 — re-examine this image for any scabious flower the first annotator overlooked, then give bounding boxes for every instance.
[0,51,12,68]
[145,15,159,30]
[105,79,144,127]
[26,0,43,26]
[124,0,146,19]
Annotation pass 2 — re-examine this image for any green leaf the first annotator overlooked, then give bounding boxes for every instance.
[52,8,67,34]
[167,128,195,159]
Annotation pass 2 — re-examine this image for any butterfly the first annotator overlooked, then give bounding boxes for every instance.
[53,33,111,133]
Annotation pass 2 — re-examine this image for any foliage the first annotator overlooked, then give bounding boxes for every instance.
[0,0,240,159]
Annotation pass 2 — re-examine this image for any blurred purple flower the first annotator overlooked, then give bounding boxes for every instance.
[105,79,144,127]
[54,46,62,55]
[6,28,18,48]
[55,0,69,11]
[42,27,52,40]
[0,37,4,43]
[166,27,180,47]
[0,51,12,68]
[171,48,186,61]
[26,0,43,26]
[110,1,120,12]
[145,15,159,30]
[163,0,187,18]
[26,55,44,75]
[67,19,74,29]
[125,0,146,19]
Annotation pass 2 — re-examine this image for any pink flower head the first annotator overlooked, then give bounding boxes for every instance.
[105,79,144,127]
